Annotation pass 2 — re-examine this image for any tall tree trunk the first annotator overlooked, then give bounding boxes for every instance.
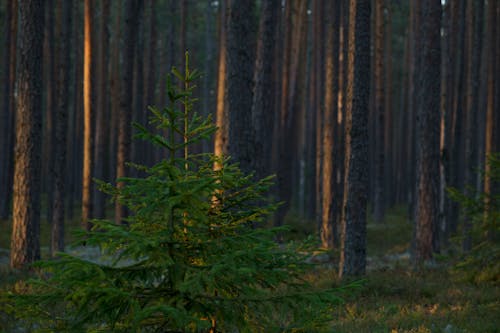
[115,0,142,224]
[414,0,441,265]
[82,0,95,230]
[10,0,45,269]
[51,0,72,255]
[373,0,385,223]
[339,0,371,278]
[0,0,17,220]
[214,0,229,163]
[462,0,484,252]
[320,0,340,249]
[251,0,280,181]
[93,0,110,220]
[275,0,307,226]
[226,0,256,174]
[44,0,56,225]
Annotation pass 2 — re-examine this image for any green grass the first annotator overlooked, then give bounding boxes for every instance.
[1,206,499,332]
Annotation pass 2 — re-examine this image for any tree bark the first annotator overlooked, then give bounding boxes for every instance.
[414,0,441,265]
[251,0,280,181]
[0,0,17,220]
[320,0,340,249]
[373,0,386,223]
[82,0,95,230]
[339,0,371,278]
[93,0,111,220]
[226,0,256,174]
[51,0,72,255]
[10,0,45,269]
[115,0,142,224]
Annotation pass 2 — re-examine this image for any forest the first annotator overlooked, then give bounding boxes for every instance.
[0,0,499,332]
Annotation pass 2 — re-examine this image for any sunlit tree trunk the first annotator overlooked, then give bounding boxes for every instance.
[214,0,229,164]
[82,0,95,230]
[320,0,340,249]
[10,0,45,269]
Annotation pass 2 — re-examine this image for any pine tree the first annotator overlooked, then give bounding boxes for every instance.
[8,57,350,332]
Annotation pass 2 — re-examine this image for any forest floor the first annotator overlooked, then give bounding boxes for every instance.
[0,206,499,332]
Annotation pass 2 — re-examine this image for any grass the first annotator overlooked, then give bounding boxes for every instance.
[1,205,499,332]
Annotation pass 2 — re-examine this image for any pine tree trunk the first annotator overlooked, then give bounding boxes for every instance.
[0,0,17,220]
[251,0,280,181]
[226,0,256,174]
[320,0,340,249]
[339,0,371,278]
[93,0,110,220]
[51,0,72,255]
[115,0,142,224]
[10,0,45,269]
[414,0,441,265]
[373,0,386,223]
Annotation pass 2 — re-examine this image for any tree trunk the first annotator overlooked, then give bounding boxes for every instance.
[226,0,256,174]
[320,0,340,249]
[0,0,17,220]
[115,0,142,224]
[462,0,484,252]
[82,0,95,230]
[339,0,371,278]
[93,0,111,220]
[10,0,45,269]
[251,0,280,181]
[413,0,441,265]
[51,0,72,255]
[214,0,229,163]
[373,0,385,223]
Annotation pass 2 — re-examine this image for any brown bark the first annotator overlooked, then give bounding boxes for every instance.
[0,0,17,220]
[414,0,441,265]
[321,0,340,249]
[214,0,229,163]
[82,0,95,229]
[93,0,111,220]
[339,0,371,278]
[10,0,45,269]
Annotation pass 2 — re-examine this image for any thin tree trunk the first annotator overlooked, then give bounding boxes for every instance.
[82,0,95,230]
[214,0,229,164]
[0,0,17,220]
[93,0,111,220]
[373,0,386,223]
[51,0,72,255]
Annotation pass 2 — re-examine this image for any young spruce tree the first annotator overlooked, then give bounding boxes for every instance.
[7,55,350,332]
